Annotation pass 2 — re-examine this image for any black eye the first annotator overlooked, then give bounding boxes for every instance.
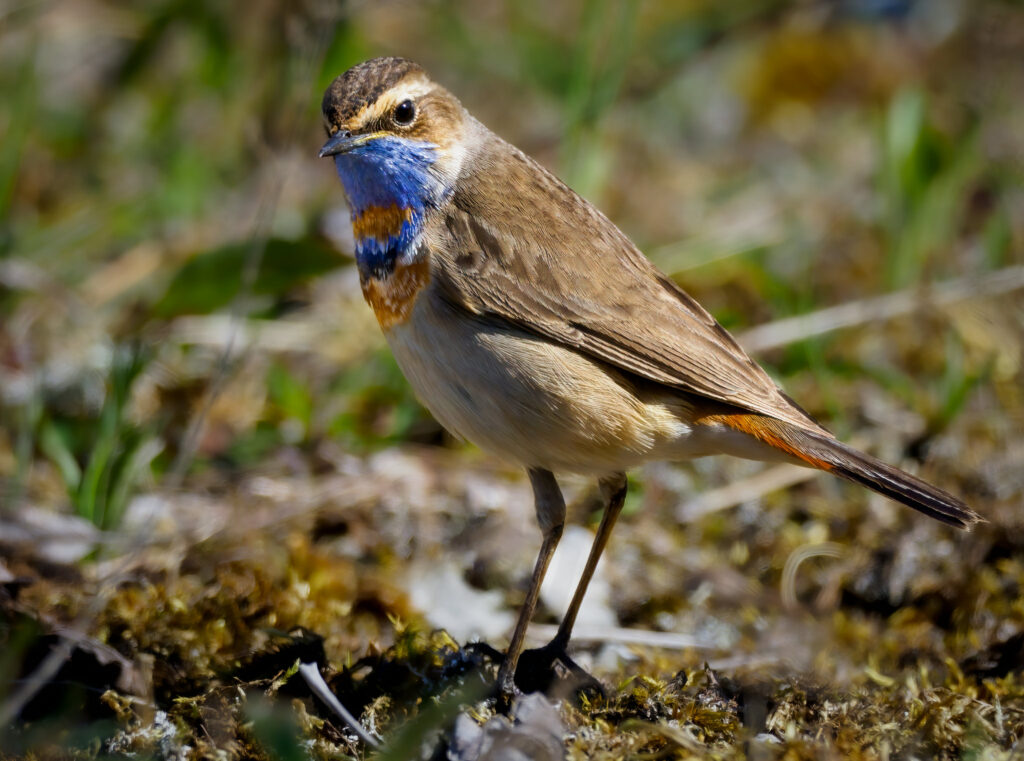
[393,100,415,126]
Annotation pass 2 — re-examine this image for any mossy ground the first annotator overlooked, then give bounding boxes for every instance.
[2,2,1024,759]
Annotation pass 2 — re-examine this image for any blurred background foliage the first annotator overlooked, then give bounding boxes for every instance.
[2,0,1024,757]
[2,0,1021,527]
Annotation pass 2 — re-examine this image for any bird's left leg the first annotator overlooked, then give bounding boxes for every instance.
[515,472,627,694]
[495,468,566,700]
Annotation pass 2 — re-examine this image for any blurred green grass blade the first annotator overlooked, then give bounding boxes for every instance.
[105,436,162,530]
[882,89,983,288]
[982,205,1012,269]
[936,332,988,429]
[245,693,309,761]
[327,347,436,452]
[890,136,981,288]
[372,679,489,761]
[885,89,927,204]
[115,0,229,87]
[227,425,283,466]
[0,45,37,220]
[583,0,638,121]
[8,393,43,514]
[38,421,82,495]
[76,401,119,526]
[507,4,576,96]
[154,236,343,318]
[267,363,313,441]
[561,0,638,195]
[317,19,371,94]
[62,346,153,528]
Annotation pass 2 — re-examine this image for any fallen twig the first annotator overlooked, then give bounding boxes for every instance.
[675,463,818,522]
[528,623,721,651]
[737,265,1024,352]
[780,541,845,611]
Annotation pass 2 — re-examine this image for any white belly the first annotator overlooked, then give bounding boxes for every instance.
[383,289,730,475]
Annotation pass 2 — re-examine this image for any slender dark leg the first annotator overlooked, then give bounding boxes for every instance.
[551,472,628,650]
[514,472,627,694]
[496,468,565,699]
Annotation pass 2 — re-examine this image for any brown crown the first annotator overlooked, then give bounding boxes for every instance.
[322,57,425,126]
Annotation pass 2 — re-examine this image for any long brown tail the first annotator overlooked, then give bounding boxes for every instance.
[708,413,984,530]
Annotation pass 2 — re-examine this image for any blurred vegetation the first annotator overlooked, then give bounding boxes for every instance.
[1,0,1024,759]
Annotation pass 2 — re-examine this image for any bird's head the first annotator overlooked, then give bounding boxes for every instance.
[320,57,467,279]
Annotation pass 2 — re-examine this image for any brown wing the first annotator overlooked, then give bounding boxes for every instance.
[429,132,825,433]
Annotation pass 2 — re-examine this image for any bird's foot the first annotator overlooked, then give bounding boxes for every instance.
[512,640,604,699]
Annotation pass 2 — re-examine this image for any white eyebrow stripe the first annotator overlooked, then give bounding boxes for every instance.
[351,77,435,129]
[388,79,435,101]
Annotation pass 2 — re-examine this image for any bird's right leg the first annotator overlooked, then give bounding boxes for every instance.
[495,468,565,700]
[513,473,626,696]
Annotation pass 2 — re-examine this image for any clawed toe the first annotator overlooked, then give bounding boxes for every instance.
[512,641,604,698]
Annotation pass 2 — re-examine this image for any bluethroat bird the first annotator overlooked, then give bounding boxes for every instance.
[319,57,982,698]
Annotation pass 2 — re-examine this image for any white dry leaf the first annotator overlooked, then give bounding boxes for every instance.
[404,560,514,643]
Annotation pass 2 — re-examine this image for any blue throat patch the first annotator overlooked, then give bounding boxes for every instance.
[333,136,446,279]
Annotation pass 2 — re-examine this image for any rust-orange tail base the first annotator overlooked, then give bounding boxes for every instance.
[704,413,984,530]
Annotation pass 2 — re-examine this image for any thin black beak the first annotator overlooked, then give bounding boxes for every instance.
[319,130,360,158]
